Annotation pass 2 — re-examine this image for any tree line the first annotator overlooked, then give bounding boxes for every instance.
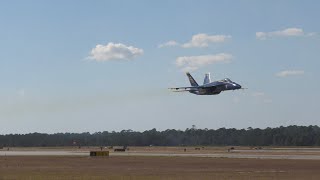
[1,125,320,147]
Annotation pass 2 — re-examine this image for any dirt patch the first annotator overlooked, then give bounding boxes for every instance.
[1,156,320,179]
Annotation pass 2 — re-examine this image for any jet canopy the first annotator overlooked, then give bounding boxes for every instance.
[221,78,232,83]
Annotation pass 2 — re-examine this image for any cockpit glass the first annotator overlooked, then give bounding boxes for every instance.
[224,78,231,82]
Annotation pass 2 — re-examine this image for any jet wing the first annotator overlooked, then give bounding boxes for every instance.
[169,83,226,92]
[168,87,201,91]
[168,86,215,91]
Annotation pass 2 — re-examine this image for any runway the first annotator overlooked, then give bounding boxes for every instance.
[1,150,320,160]
[114,152,320,160]
[0,150,87,156]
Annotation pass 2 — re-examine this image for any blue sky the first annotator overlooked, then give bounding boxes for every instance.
[0,0,319,134]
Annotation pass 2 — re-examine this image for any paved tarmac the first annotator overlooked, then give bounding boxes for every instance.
[1,150,320,160]
[0,151,87,156]
[114,152,320,160]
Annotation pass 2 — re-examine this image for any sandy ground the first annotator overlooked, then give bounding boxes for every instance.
[1,147,320,179]
[1,156,320,180]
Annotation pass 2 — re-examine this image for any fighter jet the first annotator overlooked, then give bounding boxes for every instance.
[169,72,243,95]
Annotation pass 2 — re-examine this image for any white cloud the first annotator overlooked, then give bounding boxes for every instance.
[307,32,317,37]
[176,53,232,72]
[276,28,304,36]
[88,42,143,62]
[275,70,304,77]
[158,40,179,48]
[182,33,231,48]
[256,28,314,40]
[159,33,231,49]
[256,32,267,40]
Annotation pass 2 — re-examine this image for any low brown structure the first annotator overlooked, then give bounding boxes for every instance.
[114,148,126,152]
[90,151,109,157]
[114,146,127,152]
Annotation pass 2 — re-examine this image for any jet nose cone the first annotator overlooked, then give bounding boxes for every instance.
[238,84,242,89]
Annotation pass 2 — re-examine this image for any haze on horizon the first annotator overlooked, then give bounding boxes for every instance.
[0,0,319,134]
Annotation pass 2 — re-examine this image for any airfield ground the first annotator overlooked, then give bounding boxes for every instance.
[1,146,320,179]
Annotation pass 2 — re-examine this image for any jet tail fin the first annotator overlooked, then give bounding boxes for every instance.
[203,73,211,84]
[186,72,199,87]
